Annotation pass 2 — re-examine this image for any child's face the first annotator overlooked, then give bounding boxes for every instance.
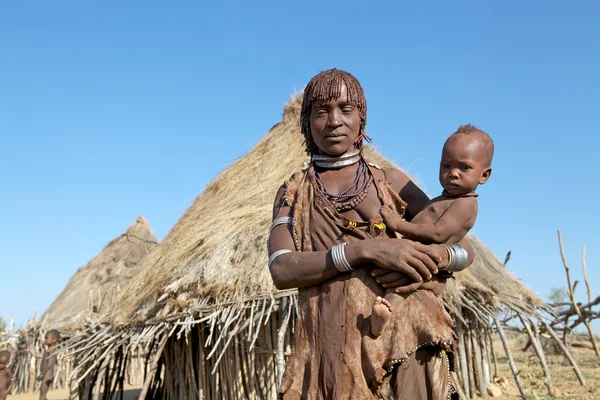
[439,135,491,196]
[44,333,56,346]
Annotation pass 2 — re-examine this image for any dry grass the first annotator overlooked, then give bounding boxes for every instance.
[42,216,158,330]
[473,333,600,399]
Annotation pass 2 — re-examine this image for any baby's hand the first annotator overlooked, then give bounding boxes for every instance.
[380,205,404,232]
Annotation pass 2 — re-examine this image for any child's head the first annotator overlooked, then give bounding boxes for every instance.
[0,350,10,370]
[439,124,493,196]
[44,329,60,346]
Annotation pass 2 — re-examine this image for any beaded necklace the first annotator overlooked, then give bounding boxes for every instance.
[314,158,373,212]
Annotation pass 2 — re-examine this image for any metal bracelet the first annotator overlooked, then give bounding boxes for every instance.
[270,216,292,232]
[331,242,353,272]
[445,244,468,271]
[268,249,292,268]
[439,244,452,271]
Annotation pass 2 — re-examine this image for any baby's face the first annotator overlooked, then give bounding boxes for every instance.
[439,135,491,196]
[0,358,7,370]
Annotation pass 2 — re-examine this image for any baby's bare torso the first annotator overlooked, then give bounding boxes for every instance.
[409,194,478,244]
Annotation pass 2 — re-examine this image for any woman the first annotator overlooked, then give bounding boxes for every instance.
[268,69,472,399]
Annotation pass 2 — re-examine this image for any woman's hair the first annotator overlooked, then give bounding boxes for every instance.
[300,68,370,155]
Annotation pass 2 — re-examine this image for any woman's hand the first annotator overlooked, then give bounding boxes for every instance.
[371,269,423,293]
[368,242,449,294]
[366,239,442,282]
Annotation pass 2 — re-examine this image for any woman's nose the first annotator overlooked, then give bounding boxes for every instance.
[327,109,342,127]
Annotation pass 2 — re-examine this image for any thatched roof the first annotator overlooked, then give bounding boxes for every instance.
[43,216,158,330]
[115,97,544,325]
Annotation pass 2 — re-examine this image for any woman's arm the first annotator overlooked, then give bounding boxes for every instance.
[267,186,440,290]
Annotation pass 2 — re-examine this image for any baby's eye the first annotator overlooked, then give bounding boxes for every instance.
[440,163,450,168]
[461,165,471,171]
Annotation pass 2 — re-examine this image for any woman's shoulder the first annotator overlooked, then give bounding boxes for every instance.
[273,168,311,208]
[379,166,411,192]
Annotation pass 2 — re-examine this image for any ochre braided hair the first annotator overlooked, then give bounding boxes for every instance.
[300,69,371,155]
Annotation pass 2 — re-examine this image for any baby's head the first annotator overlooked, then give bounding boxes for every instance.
[0,350,10,370]
[439,124,493,196]
[44,329,60,347]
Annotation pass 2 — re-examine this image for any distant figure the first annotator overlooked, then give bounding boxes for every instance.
[371,124,494,337]
[0,350,15,400]
[38,330,60,400]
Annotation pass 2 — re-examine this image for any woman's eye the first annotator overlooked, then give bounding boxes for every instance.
[342,107,354,113]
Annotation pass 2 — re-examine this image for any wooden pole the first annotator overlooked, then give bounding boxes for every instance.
[458,332,471,398]
[518,315,555,396]
[581,244,600,358]
[486,329,498,379]
[480,326,491,384]
[558,230,600,357]
[471,328,486,398]
[276,298,292,388]
[493,315,528,399]
[139,336,169,400]
[466,329,476,399]
[541,321,588,388]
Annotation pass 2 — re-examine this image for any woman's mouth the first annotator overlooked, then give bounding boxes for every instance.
[324,134,346,142]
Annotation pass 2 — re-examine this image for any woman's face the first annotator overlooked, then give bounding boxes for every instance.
[309,83,361,156]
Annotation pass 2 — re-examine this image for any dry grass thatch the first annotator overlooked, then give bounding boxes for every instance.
[113,96,545,325]
[43,216,158,330]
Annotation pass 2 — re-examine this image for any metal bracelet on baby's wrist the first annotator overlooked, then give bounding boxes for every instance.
[440,244,468,271]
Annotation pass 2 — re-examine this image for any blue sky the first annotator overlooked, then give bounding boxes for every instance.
[1,1,598,329]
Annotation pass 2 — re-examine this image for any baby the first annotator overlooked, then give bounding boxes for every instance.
[371,124,493,337]
[0,351,15,400]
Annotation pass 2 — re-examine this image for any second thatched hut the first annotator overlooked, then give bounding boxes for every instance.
[10,216,158,394]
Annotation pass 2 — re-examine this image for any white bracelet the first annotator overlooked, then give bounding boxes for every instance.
[270,216,292,232]
[268,249,292,268]
[331,242,353,272]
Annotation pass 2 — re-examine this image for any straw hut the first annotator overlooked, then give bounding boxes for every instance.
[43,216,159,330]
[68,97,559,399]
[11,217,158,394]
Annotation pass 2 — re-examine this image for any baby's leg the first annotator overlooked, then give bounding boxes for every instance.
[371,289,406,337]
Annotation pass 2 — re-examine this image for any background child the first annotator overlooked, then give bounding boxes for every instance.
[38,330,60,400]
[0,350,15,400]
[371,124,494,337]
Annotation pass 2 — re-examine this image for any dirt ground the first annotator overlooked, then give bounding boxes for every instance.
[9,386,141,400]
[472,334,600,399]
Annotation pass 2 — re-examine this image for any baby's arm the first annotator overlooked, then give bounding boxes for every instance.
[381,197,477,243]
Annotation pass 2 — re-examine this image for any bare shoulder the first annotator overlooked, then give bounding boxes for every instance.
[381,167,411,192]
[381,167,429,220]
[449,197,479,221]
[453,196,478,209]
